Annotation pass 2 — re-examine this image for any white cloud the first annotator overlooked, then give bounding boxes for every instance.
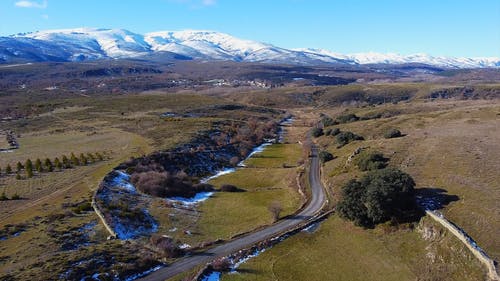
[15,0,48,9]
[41,14,49,20]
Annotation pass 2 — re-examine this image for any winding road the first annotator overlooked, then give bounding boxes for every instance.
[139,145,327,281]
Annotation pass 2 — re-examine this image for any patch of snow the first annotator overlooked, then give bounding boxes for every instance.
[231,248,266,272]
[167,191,214,205]
[302,222,320,233]
[201,271,221,281]
[179,243,191,249]
[238,142,272,167]
[124,265,163,281]
[113,210,158,240]
[169,227,177,232]
[110,170,136,193]
[200,168,236,183]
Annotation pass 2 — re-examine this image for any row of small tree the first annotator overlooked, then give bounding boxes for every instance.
[0,152,105,179]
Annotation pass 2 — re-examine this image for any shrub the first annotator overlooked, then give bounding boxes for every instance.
[330,128,341,136]
[353,151,388,171]
[335,131,364,147]
[229,156,240,166]
[337,168,418,227]
[321,116,337,127]
[384,128,403,139]
[268,201,282,222]
[72,202,92,214]
[131,171,213,198]
[319,151,335,163]
[211,258,232,271]
[336,113,359,124]
[220,184,244,192]
[0,192,8,201]
[11,193,21,200]
[311,127,324,138]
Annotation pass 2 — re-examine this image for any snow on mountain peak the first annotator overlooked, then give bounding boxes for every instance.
[3,28,499,68]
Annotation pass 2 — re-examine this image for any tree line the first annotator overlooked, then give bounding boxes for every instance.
[0,152,106,180]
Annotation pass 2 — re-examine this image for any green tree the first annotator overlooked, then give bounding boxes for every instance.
[25,159,33,172]
[44,158,53,172]
[337,168,418,227]
[353,151,388,171]
[16,162,23,172]
[70,153,79,166]
[62,155,71,168]
[87,153,95,163]
[54,157,62,170]
[5,164,12,174]
[96,152,104,161]
[35,158,43,173]
[26,167,34,178]
[79,153,88,165]
[15,173,21,180]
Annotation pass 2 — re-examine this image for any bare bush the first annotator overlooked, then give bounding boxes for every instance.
[268,201,283,222]
[150,235,183,258]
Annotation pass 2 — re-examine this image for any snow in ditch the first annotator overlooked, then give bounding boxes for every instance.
[167,191,215,205]
[200,168,236,184]
[124,265,163,281]
[237,142,272,167]
[201,271,221,281]
[230,248,266,272]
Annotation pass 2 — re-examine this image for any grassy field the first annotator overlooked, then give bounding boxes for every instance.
[220,215,485,281]
[148,141,305,247]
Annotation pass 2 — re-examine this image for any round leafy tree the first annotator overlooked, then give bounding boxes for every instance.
[337,168,418,227]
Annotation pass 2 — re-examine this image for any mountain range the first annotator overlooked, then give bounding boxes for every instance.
[1,28,498,69]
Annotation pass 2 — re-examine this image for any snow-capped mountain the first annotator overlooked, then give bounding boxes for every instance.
[296,48,500,68]
[1,28,498,68]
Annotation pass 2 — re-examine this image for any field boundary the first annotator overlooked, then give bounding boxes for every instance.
[91,184,118,239]
[426,210,499,281]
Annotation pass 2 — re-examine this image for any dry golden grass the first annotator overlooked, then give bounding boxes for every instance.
[319,99,500,261]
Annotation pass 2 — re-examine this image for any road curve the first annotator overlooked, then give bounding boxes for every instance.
[139,145,326,281]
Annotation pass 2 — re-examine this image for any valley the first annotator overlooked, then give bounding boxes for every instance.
[0,7,499,279]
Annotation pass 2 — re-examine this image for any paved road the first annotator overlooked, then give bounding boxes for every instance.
[139,146,326,281]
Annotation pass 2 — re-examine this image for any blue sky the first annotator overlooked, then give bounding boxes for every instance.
[1,0,499,57]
